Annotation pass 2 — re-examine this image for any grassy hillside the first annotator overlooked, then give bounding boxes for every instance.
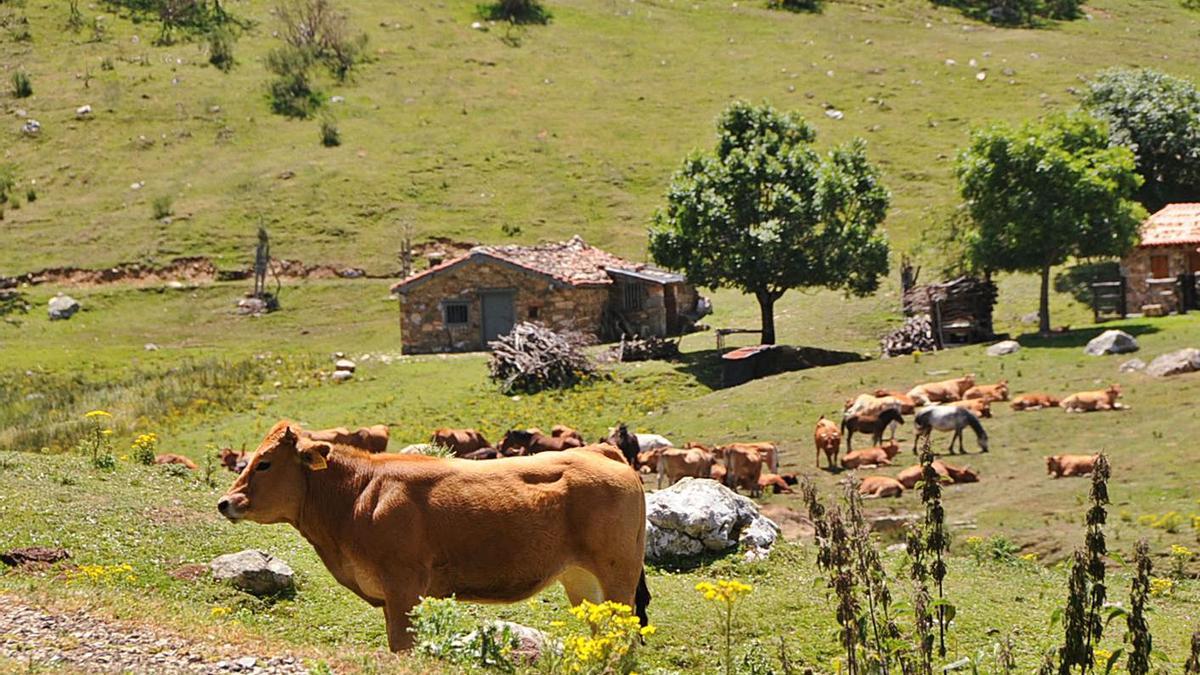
[2,0,1199,272]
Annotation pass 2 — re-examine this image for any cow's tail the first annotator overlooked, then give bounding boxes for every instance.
[635,568,651,628]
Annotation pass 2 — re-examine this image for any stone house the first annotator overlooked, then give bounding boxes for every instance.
[390,236,707,354]
[1122,203,1200,313]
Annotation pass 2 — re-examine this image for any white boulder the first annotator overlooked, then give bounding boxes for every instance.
[644,478,780,563]
[1146,348,1200,378]
[48,294,80,320]
[1084,330,1139,356]
[986,340,1020,356]
[209,550,294,596]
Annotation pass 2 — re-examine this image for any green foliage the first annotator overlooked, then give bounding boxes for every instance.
[1184,0,1200,10]
[101,0,234,43]
[931,0,1081,26]
[0,164,17,206]
[318,116,340,147]
[151,195,174,220]
[1082,68,1200,212]
[477,0,552,25]
[266,46,321,118]
[275,0,369,81]
[66,0,85,31]
[408,596,519,670]
[766,0,823,11]
[956,113,1143,334]
[207,28,235,72]
[11,71,32,98]
[649,100,890,344]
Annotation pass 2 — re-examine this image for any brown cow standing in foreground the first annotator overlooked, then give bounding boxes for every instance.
[719,442,779,475]
[907,374,975,406]
[1011,393,1060,411]
[431,428,491,457]
[218,422,649,651]
[1061,384,1124,413]
[1046,454,1099,478]
[858,476,904,498]
[303,425,390,454]
[814,416,842,468]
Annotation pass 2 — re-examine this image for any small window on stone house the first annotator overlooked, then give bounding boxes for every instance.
[1150,254,1170,279]
[528,305,541,320]
[443,301,469,325]
[622,281,644,312]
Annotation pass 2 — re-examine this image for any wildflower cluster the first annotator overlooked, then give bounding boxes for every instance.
[696,580,752,675]
[67,563,137,585]
[1170,544,1194,579]
[1149,577,1174,597]
[80,410,116,470]
[210,606,232,619]
[554,600,653,675]
[131,432,159,465]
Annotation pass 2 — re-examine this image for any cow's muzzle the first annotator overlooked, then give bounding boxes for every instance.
[216,494,249,521]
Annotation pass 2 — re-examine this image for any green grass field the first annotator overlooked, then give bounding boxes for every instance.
[2,0,1199,271]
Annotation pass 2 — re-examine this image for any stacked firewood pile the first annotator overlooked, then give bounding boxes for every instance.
[880,315,938,357]
[488,322,595,394]
[902,276,997,343]
[605,334,680,362]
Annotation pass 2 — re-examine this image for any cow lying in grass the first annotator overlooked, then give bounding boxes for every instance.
[758,473,798,494]
[303,425,389,454]
[947,398,992,418]
[218,421,650,651]
[964,380,1008,403]
[1010,393,1060,411]
[430,428,490,457]
[907,374,975,406]
[873,389,916,414]
[499,429,584,455]
[896,461,979,489]
[858,475,904,498]
[1046,454,1099,478]
[1061,384,1124,413]
[841,441,900,470]
[154,454,197,470]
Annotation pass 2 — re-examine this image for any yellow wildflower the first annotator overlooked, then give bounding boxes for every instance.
[1094,648,1113,664]
[1150,577,1174,597]
[211,606,231,619]
[1171,544,1193,558]
[85,410,112,418]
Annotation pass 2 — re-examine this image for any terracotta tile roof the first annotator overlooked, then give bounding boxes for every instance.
[1139,203,1200,248]
[391,236,682,292]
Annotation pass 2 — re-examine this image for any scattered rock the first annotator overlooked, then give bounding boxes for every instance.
[469,622,549,663]
[1146,348,1200,378]
[975,71,987,81]
[329,96,345,104]
[1,547,70,568]
[47,294,80,321]
[331,370,353,382]
[986,340,1020,356]
[1020,312,1039,324]
[144,343,159,351]
[21,119,41,136]
[1083,329,1138,356]
[644,478,780,563]
[1119,358,1146,373]
[334,358,356,373]
[470,20,487,30]
[235,656,258,669]
[209,550,294,597]
[824,109,844,120]
[75,105,92,119]
[1142,303,1167,317]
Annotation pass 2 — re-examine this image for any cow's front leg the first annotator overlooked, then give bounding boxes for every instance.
[383,587,423,651]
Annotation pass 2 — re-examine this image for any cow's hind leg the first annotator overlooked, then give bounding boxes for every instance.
[559,565,605,607]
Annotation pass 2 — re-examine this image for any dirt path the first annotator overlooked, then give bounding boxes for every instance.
[0,594,310,673]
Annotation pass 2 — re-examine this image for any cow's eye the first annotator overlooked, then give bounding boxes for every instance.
[256,461,271,472]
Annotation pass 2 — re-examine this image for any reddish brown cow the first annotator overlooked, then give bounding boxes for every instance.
[907,374,975,406]
[841,441,901,470]
[218,422,648,651]
[1046,454,1099,478]
[718,442,778,474]
[656,448,716,488]
[1061,385,1123,413]
[723,446,764,497]
[758,473,798,494]
[551,425,585,445]
[947,398,992,418]
[431,428,491,457]
[155,454,198,470]
[814,416,841,469]
[304,425,390,454]
[1011,393,1061,411]
[873,389,917,414]
[858,476,904,498]
[964,380,1009,403]
[896,461,979,489]
[499,429,584,455]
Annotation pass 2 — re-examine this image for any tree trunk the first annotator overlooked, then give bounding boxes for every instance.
[1039,263,1051,337]
[756,291,777,345]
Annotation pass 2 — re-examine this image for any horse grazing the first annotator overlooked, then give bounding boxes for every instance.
[913,405,988,455]
[603,424,640,467]
[814,416,842,468]
[841,409,904,452]
[907,374,975,406]
[498,429,584,455]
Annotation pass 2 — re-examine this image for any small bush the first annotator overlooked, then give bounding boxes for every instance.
[11,71,32,99]
[100,56,115,71]
[1185,0,1200,10]
[931,0,1082,26]
[207,28,235,71]
[25,188,37,203]
[130,432,158,465]
[0,165,16,205]
[766,0,823,11]
[275,0,369,81]
[151,195,174,220]
[7,16,32,42]
[266,47,321,118]
[319,116,340,147]
[409,597,519,670]
[477,0,552,25]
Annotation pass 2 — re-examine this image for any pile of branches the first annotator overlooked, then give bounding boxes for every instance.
[488,322,594,394]
[605,334,680,363]
[880,314,938,358]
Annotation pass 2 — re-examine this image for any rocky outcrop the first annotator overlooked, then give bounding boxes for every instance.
[644,478,780,563]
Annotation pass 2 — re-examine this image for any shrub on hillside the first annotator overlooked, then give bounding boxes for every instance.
[766,0,823,12]
[151,195,174,220]
[932,0,1082,26]
[265,46,321,118]
[319,116,340,147]
[275,0,369,81]
[477,0,552,25]
[207,28,235,71]
[11,71,32,98]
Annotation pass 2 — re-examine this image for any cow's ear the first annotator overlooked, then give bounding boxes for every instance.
[298,441,330,471]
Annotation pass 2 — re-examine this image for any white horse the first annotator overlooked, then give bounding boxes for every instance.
[636,433,673,453]
[913,406,988,455]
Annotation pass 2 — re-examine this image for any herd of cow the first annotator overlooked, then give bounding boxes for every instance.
[208,374,1124,502]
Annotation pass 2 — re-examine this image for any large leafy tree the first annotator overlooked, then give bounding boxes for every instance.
[648,101,890,345]
[956,113,1144,336]
[1082,68,1200,212]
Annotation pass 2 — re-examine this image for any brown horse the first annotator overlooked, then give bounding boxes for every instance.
[603,424,640,467]
[840,409,904,452]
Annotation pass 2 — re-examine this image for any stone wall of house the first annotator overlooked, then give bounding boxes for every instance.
[399,260,608,354]
[608,280,668,337]
[1122,245,1193,313]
